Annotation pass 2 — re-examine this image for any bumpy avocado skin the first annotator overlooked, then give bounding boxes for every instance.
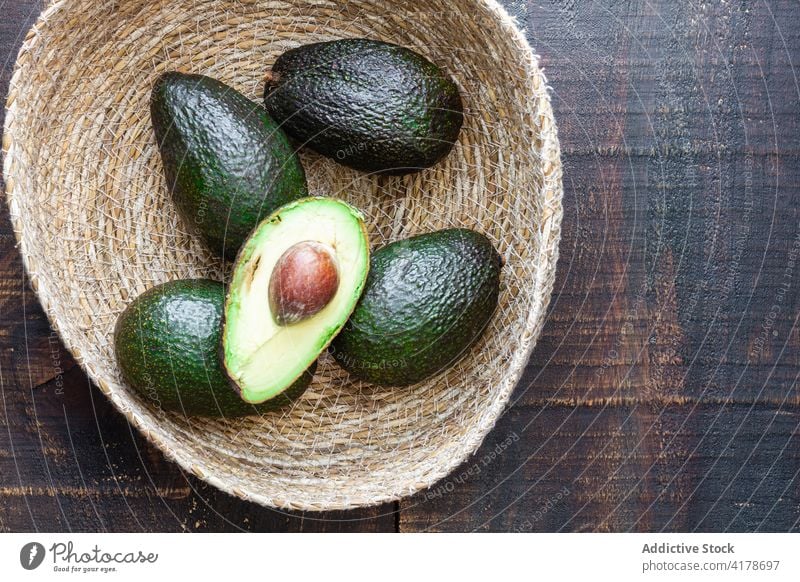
[114,279,314,417]
[331,229,501,386]
[151,72,308,259]
[263,39,463,175]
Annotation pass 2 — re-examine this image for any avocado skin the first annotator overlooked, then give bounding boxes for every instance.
[331,229,501,386]
[114,279,314,417]
[263,39,463,175]
[151,72,308,259]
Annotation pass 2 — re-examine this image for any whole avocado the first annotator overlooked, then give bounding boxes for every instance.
[263,39,464,175]
[114,279,314,417]
[151,72,308,259]
[331,229,501,386]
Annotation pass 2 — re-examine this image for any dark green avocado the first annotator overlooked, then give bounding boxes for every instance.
[114,279,314,417]
[330,229,501,386]
[263,39,464,175]
[151,72,308,259]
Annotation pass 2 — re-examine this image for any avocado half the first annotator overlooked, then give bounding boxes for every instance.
[222,197,370,404]
[114,279,315,417]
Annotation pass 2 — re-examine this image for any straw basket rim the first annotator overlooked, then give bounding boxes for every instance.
[3,0,563,510]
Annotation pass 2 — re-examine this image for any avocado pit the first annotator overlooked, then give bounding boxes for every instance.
[269,241,340,325]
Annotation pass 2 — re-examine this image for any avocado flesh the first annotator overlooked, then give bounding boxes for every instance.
[263,38,463,175]
[114,279,315,417]
[223,198,370,404]
[331,229,502,386]
[151,72,308,259]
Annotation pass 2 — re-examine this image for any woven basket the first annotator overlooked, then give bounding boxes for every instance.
[3,0,563,510]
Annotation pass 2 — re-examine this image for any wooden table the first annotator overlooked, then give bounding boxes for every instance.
[1,0,798,532]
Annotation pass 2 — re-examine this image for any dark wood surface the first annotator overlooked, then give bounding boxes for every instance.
[1,0,798,532]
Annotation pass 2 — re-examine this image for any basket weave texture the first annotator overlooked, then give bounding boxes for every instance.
[3,0,563,510]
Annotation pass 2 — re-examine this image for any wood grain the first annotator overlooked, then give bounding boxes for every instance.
[2,0,799,531]
[399,0,800,531]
